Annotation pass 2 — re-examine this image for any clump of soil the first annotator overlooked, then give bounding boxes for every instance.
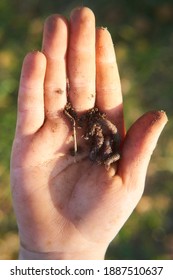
[64,102,120,169]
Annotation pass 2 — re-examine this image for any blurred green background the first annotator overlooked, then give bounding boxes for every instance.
[0,0,173,260]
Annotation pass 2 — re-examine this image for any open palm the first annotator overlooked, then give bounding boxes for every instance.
[10,7,167,259]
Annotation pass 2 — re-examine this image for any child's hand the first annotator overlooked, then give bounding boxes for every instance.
[10,7,167,260]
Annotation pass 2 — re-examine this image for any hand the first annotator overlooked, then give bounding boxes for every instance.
[10,7,167,260]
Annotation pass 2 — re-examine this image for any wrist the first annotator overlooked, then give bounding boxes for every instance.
[19,244,106,260]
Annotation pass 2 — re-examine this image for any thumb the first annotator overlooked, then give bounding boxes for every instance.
[118,110,168,193]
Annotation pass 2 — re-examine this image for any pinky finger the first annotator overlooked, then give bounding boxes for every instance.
[16,51,46,136]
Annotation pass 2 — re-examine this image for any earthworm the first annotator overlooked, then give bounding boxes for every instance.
[97,118,118,135]
[104,153,121,169]
[63,102,121,168]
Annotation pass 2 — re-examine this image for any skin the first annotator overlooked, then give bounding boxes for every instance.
[10,7,168,260]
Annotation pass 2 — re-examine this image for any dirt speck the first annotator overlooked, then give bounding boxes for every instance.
[56,88,64,95]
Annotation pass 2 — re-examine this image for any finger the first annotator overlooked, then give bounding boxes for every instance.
[96,27,124,135]
[42,15,68,119]
[16,51,46,135]
[118,111,168,192]
[68,7,96,113]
